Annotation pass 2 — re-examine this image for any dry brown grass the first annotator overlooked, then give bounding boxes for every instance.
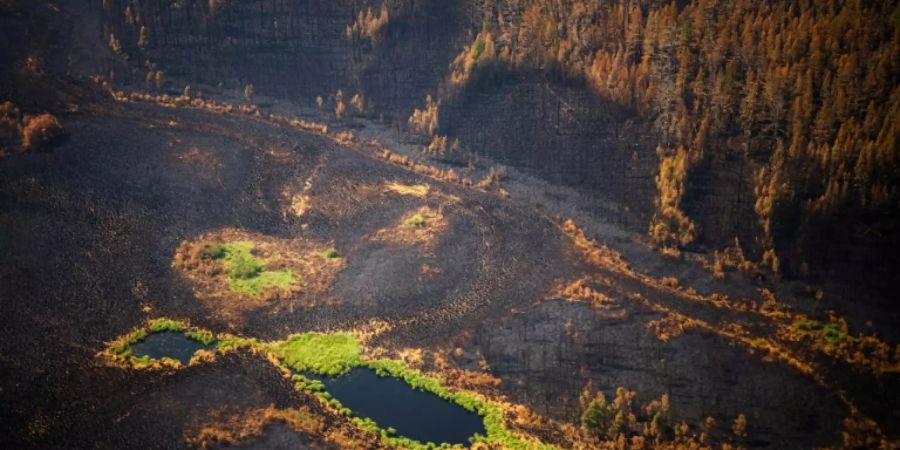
[371,206,448,254]
[436,357,503,393]
[185,405,372,449]
[475,165,507,190]
[561,219,631,273]
[553,277,617,309]
[333,130,355,143]
[659,276,679,288]
[374,148,498,194]
[290,194,311,217]
[101,83,510,204]
[647,314,699,342]
[559,217,894,443]
[384,181,429,197]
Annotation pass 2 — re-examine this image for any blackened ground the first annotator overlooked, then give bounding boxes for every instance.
[0,98,879,449]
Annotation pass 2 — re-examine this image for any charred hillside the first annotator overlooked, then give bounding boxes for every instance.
[2,1,900,449]
[84,0,900,298]
[97,0,475,120]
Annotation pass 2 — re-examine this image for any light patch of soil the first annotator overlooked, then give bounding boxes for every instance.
[173,228,346,323]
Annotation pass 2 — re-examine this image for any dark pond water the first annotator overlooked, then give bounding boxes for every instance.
[130,332,214,364]
[308,368,486,446]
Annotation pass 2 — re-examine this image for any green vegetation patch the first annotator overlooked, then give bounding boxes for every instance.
[201,241,299,296]
[404,213,427,227]
[320,247,340,259]
[792,319,849,346]
[269,332,362,377]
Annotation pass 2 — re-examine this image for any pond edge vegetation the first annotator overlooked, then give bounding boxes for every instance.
[99,318,556,450]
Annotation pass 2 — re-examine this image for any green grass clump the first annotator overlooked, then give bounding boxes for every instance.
[148,318,187,333]
[231,270,297,295]
[270,332,362,376]
[792,319,848,346]
[147,318,215,345]
[292,374,326,392]
[320,247,340,259]
[205,241,299,296]
[199,243,227,260]
[185,329,216,345]
[216,335,263,352]
[404,213,427,227]
[109,328,148,357]
[229,252,264,279]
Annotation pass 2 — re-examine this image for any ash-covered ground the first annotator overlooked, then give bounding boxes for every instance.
[2,92,895,449]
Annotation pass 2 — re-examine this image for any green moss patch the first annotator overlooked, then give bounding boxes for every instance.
[269,332,362,377]
[320,247,340,259]
[201,241,299,296]
[792,319,848,346]
[404,213,428,227]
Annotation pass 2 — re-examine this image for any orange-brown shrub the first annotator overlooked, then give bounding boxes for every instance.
[21,113,63,151]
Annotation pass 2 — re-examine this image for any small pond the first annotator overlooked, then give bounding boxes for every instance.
[130,332,215,364]
[308,368,486,446]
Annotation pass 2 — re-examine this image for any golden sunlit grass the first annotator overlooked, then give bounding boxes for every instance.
[288,193,310,217]
[186,405,372,450]
[186,406,324,449]
[552,277,617,309]
[384,181,429,197]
